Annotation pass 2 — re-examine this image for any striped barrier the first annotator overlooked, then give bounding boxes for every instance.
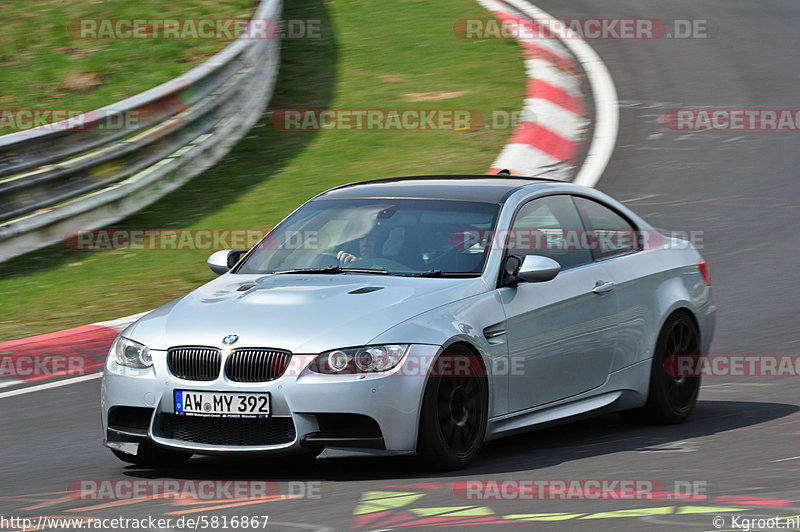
[478,0,589,179]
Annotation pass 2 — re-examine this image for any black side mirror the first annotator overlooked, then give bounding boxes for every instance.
[502,255,522,286]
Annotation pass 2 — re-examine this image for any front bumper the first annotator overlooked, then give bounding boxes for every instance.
[101,344,441,456]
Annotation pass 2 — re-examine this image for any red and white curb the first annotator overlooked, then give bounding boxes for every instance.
[479,0,618,186]
[0,312,145,398]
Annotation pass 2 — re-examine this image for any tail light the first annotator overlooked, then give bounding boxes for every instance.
[698,259,710,285]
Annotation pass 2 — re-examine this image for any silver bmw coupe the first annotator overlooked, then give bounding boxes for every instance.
[101,175,715,469]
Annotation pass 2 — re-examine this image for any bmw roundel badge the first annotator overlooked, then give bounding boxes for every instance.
[222,334,239,345]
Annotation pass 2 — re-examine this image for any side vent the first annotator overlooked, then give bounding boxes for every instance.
[483,323,507,345]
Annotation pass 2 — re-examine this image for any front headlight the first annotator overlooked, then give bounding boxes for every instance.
[113,336,153,368]
[309,345,409,374]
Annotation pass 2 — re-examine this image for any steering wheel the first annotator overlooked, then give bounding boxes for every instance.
[308,252,342,268]
[348,257,409,271]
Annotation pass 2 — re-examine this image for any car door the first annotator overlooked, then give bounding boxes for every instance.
[498,194,619,412]
[573,196,649,372]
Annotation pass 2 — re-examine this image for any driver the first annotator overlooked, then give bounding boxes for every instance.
[336,226,386,264]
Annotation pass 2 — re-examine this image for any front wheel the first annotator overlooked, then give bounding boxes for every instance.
[417,351,488,470]
[628,311,702,424]
[111,441,191,467]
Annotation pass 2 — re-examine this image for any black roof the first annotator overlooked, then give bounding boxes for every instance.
[314,175,557,204]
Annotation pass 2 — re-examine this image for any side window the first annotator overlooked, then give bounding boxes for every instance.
[509,195,592,270]
[573,196,639,261]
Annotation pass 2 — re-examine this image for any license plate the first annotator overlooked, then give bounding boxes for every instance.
[174,390,270,418]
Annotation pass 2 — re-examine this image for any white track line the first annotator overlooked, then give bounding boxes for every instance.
[504,0,619,187]
[771,455,800,463]
[0,372,102,399]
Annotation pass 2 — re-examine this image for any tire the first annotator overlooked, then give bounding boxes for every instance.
[417,350,488,470]
[627,311,702,424]
[111,441,191,467]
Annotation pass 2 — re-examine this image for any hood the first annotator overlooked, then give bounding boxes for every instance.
[125,273,487,353]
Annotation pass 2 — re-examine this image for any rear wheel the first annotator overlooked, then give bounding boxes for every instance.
[417,350,488,470]
[628,311,702,424]
[111,441,191,467]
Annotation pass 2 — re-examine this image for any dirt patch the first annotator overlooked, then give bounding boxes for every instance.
[55,45,104,60]
[62,71,104,93]
[379,74,407,83]
[403,91,467,102]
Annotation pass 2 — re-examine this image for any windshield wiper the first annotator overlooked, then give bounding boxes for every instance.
[273,266,389,275]
[395,270,479,278]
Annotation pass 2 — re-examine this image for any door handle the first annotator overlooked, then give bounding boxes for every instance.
[592,280,615,294]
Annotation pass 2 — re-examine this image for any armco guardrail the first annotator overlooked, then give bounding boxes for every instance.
[0,0,282,262]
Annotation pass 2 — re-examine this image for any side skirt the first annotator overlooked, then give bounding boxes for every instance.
[486,358,651,441]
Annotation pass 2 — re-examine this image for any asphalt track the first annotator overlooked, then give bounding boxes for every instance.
[3,1,800,530]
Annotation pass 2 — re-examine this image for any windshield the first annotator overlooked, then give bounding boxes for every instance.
[236,198,500,276]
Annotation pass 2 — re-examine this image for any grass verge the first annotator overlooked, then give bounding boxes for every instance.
[0,0,253,131]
